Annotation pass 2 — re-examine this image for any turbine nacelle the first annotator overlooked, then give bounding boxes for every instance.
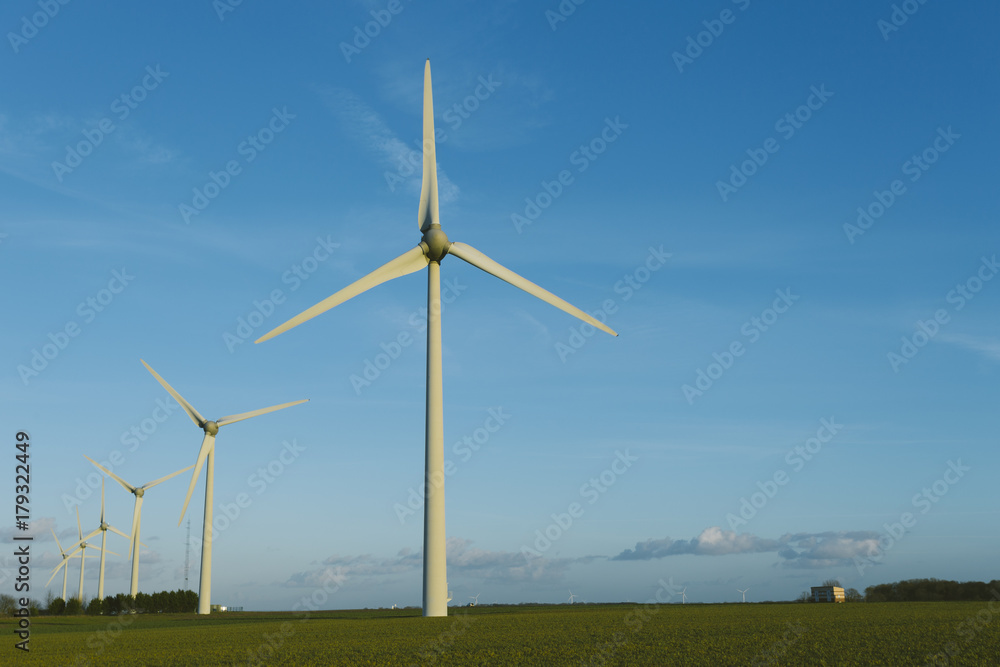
[203,421,220,436]
[421,228,451,262]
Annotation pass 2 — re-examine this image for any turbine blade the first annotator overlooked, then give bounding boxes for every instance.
[100,478,105,524]
[217,399,309,427]
[447,242,619,337]
[141,464,195,491]
[255,245,429,343]
[102,548,120,557]
[76,507,82,540]
[46,559,70,587]
[140,359,207,428]
[109,525,131,542]
[178,433,215,526]
[50,527,65,556]
[418,59,439,232]
[85,455,137,493]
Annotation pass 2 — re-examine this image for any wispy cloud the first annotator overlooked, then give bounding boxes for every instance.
[313,85,459,202]
[613,527,881,569]
[284,538,578,588]
[939,333,1000,363]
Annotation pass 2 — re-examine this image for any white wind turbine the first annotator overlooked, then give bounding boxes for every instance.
[255,59,617,618]
[140,359,308,614]
[738,587,750,603]
[68,478,129,600]
[568,590,578,604]
[85,455,191,598]
[46,527,93,601]
[469,593,480,607]
[67,507,115,603]
[679,588,687,604]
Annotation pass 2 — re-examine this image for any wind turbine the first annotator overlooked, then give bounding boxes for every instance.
[468,593,480,607]
[46,527,92,601]
[84,455,191,598]
[140,359,308,614]
[568,590,577,604]
[738,587,750,603]
[69,478,128,600]
[255,59,617,618]
[679,588,687,604]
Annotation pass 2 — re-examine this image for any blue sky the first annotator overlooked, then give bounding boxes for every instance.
[2,1,998,610]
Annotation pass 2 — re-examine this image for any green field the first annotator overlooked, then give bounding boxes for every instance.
[3,602,998,666]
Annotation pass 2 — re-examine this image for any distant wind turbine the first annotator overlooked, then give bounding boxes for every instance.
[568,590,578,604]
[469,593,480,607]
[140,359,307,614]
[84,455,191,598]
[46,527,92,601]
[738,587,750,603]
[68,478,128,600]
[679,588,687,604]
[255,59,616,618]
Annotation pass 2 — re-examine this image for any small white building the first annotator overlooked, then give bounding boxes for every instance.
[811,586,845,603]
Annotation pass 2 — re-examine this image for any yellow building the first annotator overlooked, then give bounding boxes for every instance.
[811,586,846,602]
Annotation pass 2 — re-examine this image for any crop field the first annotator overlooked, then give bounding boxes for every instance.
[3,602,998,666]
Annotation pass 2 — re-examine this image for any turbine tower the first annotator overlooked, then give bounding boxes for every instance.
[255,59,616,618]
[738,587,750,603]
[85,455,191,598]
[70,478,128,600]
[140,359,307,614]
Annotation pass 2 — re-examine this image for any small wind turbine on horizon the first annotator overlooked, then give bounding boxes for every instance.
[469,593,480,607]
[679,588,687,604]
[140,359,308,614]
[568,590,578,604]
[255,59,617,618]
[85,455,191,598]
[738,587,750,603]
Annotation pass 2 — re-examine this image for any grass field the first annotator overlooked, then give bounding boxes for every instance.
[3,602,998,666]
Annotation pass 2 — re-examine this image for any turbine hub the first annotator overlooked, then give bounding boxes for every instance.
[204,421,220,436]
[135,488,145,498]
[421,227,451,262]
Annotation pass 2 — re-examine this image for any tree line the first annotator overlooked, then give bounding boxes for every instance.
[1,589,198,615]
[864,578,1000,603]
